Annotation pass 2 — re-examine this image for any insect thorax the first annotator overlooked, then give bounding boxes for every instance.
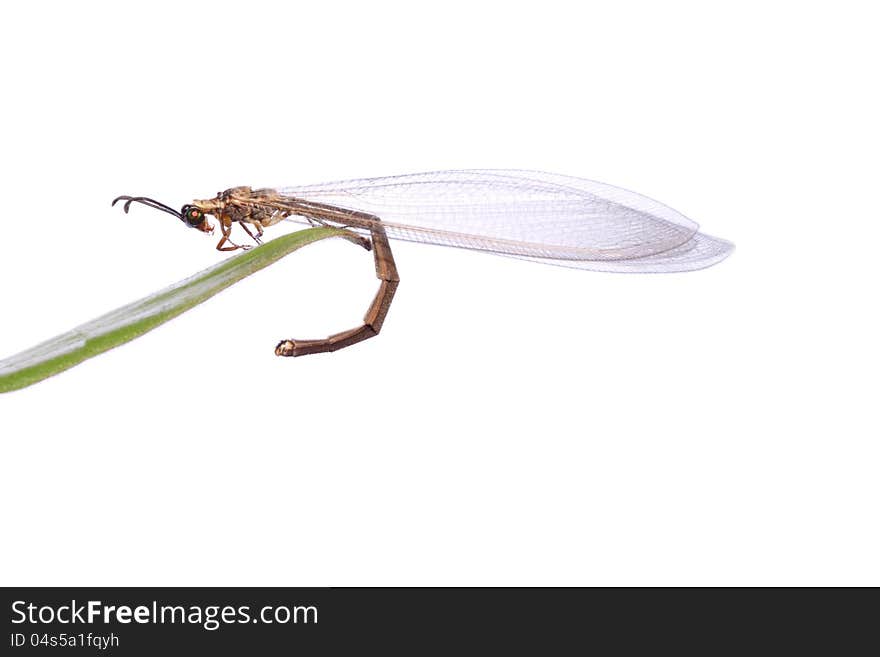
[193,187,286,223]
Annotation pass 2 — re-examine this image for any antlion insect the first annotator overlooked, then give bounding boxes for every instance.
[113,170,734,357]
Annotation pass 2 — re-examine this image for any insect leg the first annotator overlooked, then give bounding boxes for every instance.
[239,221,263,245]
[274,218,399,357]
[215,215,251,251]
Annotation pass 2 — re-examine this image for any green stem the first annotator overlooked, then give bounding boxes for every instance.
[0,227,354,393]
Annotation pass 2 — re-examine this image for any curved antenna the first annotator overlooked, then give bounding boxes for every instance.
[112,195,182,219]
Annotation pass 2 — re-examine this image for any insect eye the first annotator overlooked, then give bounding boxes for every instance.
[183,206,203,226]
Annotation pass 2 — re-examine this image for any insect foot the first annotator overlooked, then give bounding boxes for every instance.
[274,339,326,357]
[275,340,296,356]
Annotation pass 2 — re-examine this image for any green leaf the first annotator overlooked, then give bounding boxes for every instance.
[0,227,356,393]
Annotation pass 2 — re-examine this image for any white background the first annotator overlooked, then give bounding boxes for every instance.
[1,1,877,586]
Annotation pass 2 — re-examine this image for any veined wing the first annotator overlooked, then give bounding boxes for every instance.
[276,170,734,273]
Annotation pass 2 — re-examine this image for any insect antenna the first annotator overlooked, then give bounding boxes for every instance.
[112,195,183,219]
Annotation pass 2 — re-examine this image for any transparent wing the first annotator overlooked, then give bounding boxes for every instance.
[278,170,734,273]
